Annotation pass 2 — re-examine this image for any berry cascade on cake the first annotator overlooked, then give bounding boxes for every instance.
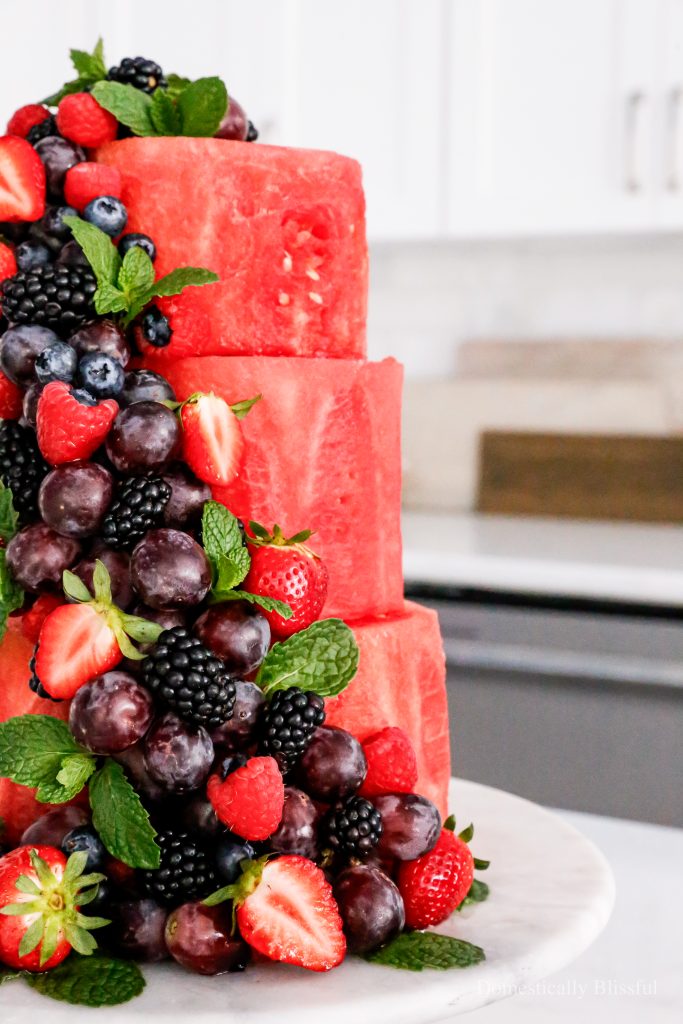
[0,41,488,1007]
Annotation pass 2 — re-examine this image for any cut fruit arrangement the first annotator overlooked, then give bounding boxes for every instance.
[0,40,482,1009]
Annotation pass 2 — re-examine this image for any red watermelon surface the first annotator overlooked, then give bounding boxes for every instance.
[162,356,405,622]
[96,138,367,361]
[327,602,450,817]
[0,622,73,845]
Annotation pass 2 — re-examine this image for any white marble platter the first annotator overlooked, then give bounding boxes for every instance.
[0,779,615,1023]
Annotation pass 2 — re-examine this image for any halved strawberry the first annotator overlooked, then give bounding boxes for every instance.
[179,392,247,486]
[0,135,46,223]
[211,855,346,972]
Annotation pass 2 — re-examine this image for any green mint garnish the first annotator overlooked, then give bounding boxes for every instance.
[0,480,19,544]
[89,759,160,870]
[211,589,293,618]
[91,76,227,138]
[462,879,490,905]
[365,931,486,971]
[202,501,250,587]
[256,618,359,698]
[150,88,182,135]
[42,39,108,105]
[176,77,228,136]
[25,953,145,1007]
[0,716,94,805]
[90,81,155,136]
[0,482,24,643]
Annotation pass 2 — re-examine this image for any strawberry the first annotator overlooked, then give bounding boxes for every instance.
[0,135,46,223]
[179,392,245,486]
[56,93,118,149]
[64,162,123,212]
[0,240,17,283]
[217,855,346,972]
[359,727,419,799]
[207,756,284,841]
[36,382,118,465]
[0,368,23,419]
[6,104,50,139]
[397,824,475,930]
[20,594,63,645]
[244,524,329,638]
[0,845,108,971]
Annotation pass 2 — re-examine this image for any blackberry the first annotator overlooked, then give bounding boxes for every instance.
[260,686,325,770]
[107,57,167,94]
[0,420,49,522]
[102,475,171,551]
[141,830,218,907]
[1,264,96,336]
[26,114,60,145]
[142,626,236,729]
[326,796,383,858]
[28,649,61,703]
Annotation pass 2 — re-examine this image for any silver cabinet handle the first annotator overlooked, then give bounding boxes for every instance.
[624,90,645,192]
[666,86,682,191]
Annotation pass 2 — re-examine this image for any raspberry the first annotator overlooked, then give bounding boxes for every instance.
[101,475,171,550]
[358,727,419,798]
[325,795,383,858]
[7,104,51,139]
[36,381,118,465]
[207,756,285,841]
[0,370,22,419]
[260,686,326,770]
[56,93,118,149]
[64,162,123,212]
[141,830,218,907]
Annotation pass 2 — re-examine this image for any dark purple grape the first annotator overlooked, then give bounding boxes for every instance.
[105,401,180,474]
[334,865,405,954]
[374,793,441,861]
[68,319,130,367]
[215,98,249,141]
[143,712,214,794]
[33,205,79,247]
[20,805,90,847]
[194,602,270,676]
[114,742,167,804]
[111,899,169,962]
[69,672,155,754]
[6,523,81,591]
[120,369,175,406]
[61,825,105,871]
[38,461,112,538]
[179,794,222,839]
[297,726,367,802]
[56,239,88,267]
[161,465,210,529]
[131,603,187,633]
[22,383,43,427]
[210,680,265,752]
[269,787,320,859]
[34,137,86,198]
[0,324,60,384]
[131,528,211,609]
[214,833,254,883]
[165,902,249,975]
[73,548,134,609]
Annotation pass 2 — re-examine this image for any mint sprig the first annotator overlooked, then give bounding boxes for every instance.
[0,480,19,543]
[42,38,107,105]
[89,759,160,869]
[365,932,486,971]
[25,953,145,1006]
[92,76,227,138]
[0,482,24,643]
[256,618,359,697]
[0,716,93,805]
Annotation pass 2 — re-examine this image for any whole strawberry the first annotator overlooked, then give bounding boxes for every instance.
[0,845,108,971]
[244,523,329,638]
[36,381,118,465]
[397,821,475,930]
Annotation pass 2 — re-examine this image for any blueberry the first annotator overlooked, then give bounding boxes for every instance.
[215,833,255,884]
[15,240,52,272]
[118,232,156,263]
[61,825,106,872]
[138,305,172,348]
[78,352,125,399]
[71,387,98,407]
[34,341,77,385]
[84,195,128,237]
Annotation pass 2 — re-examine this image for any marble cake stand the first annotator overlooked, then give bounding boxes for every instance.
[0,779,615,1023]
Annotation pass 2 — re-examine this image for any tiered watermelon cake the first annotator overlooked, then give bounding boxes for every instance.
[0,44,481,1006]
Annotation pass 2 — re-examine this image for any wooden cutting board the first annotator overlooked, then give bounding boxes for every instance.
[477,431,683,522]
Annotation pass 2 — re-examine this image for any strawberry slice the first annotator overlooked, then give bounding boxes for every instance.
[180,393,245,486]
[0,135,46,223]
[220,855,346,972]
[37,382,118,465]
[34,604,121,700]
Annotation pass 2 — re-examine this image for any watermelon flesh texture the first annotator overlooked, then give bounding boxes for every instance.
[95,138,367,361]
[0,622,74,845]
[162,356,405,623]
[327,601,451,818]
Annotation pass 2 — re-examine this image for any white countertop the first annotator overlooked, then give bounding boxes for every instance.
[471,806,683,1022]
[403,512,683,607]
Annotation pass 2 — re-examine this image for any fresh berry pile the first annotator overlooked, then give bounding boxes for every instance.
[0,39,488,1010]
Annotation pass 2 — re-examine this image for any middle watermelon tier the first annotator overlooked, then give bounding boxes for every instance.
[163,356,404,622]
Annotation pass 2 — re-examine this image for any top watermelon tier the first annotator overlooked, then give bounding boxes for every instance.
[95,138,368,361]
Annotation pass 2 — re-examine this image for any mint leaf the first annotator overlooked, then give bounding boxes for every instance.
[0,548,24,643]
[0,716,84,797]
[366,932,485,971]
[0,481,19,543]
[212,588,293,618]
[230,394,262,421]
[64,217,120,288]
[178,77,227,137]
[94,282,128,316]
[89,760,160,869]
[148,266,219,299]
[118,246,155,321]
[70,39,107,82]
[256,619,359,697]
[202,501,250,587]
[150,88,182,135]
[42,79,86,106]
[166,73,192,100]
[91,81,155,136]
[56,754,96,794]
[26,953,145,1007]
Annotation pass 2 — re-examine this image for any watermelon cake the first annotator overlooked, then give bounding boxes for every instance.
[0,43,485,1006]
